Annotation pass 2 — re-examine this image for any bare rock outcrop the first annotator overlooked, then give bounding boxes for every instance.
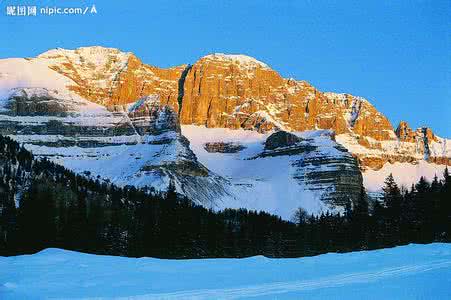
[204,142,245,153]
[264,131,302,150]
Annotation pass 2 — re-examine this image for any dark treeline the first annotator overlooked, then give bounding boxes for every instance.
[0,134,450,258]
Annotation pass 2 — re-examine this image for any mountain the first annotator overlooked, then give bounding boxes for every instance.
[0,46,449,218]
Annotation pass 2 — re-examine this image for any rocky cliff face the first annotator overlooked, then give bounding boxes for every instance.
[259,130,363,208]
[394,122,447,164]
[336,120,450,170]
[29,47,450,171]
[37,49,394,138]
[396,121,417,143]
[178,55,396,143]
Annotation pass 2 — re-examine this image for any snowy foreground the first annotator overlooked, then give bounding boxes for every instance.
[1,244,451,299]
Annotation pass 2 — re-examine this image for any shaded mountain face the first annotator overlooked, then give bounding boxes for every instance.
[0,46,449,218]
[0,87,233,208]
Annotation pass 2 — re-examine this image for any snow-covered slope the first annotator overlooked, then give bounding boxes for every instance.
[2,243,450,299]
[364,161,448,192]
[0,57,74,99]
[182,126,363,218]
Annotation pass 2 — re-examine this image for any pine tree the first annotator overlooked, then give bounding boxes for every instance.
[382,174,402,245]
[413,176,432,241]
[352,186,370,249]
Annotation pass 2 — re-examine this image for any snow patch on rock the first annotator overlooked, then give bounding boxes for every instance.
[203,53,270,69]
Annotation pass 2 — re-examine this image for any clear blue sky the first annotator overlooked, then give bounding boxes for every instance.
[1,0,450,137]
